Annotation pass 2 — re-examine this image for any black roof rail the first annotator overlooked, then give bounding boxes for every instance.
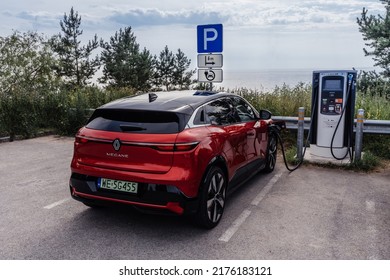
[193,91,219,96]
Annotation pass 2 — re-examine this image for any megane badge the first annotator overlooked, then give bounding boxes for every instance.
[113,139,121,151]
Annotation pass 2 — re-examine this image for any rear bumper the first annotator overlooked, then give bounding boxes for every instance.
[69,173,199,215]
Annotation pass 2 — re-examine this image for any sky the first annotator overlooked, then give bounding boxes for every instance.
[0,0,385,72]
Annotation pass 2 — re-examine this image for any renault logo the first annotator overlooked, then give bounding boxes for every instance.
[113,139,121,151]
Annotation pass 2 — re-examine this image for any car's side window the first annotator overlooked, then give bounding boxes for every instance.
[193,106,206,125]
[205,98,240,125]
[231,97,256,122]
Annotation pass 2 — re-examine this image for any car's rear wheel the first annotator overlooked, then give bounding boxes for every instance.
[264,132,277,173]
[195,166,227,229]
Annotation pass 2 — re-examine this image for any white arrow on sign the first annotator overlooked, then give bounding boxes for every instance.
[197,69,223,83]
[197,54,223,68]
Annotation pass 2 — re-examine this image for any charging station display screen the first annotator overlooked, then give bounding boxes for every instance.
[324,79,342,91]
[320,77,345,115]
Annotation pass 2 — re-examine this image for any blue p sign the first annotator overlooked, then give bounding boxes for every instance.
[197,24,223,53]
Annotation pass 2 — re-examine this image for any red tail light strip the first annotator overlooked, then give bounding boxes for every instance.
[147,142,199,152]
[72,188,184,215]
[75,136,112,144]
[75,136,198,152]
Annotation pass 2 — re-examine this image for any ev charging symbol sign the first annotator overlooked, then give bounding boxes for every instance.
[197,24,223,53]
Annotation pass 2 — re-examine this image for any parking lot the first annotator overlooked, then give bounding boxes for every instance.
[0,135,389,259]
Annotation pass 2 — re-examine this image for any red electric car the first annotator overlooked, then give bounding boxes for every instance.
[70,90,279,228]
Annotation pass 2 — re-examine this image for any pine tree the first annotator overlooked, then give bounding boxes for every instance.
[137,48,155,91]
[357,0,390,77]
[51,7,100,88]
[155,45,176,91]
[173,49,195,90]
[100,27,154,90]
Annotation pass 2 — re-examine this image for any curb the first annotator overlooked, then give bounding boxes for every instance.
[0,131,57,143]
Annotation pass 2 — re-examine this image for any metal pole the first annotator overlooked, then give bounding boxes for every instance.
[297,107,305,160]
[354,109,364,161]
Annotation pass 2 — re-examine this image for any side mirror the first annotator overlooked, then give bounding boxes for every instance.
[259,109,272,120]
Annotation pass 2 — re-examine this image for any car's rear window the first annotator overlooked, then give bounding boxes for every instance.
[86,109,184,134]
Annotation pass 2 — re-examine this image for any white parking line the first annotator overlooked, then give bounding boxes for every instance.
[44,198,70,209]
[365,200,380,259]
[219,171,284,243]
[219,209,252,242]
[251,171,283,206]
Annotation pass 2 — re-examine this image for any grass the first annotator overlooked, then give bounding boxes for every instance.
[229,82,313,117]
[356,93,390,120]
[347,151,382,172]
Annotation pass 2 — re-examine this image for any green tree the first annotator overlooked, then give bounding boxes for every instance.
[100,27,154,90]
[0,31,58,92]
[154,46,195,91]
[0,31,59,140]
[357,0,390,77]
[137,48,156,91]
[173,48,195,90]
[155,45,176,91]
[51,7,100,88]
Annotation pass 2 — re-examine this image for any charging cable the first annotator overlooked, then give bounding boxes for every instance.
[330,74,354,161]
[270,90,318,172]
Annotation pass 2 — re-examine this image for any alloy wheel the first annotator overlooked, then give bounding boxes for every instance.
[264,133,277,173]
[206,171,226,223]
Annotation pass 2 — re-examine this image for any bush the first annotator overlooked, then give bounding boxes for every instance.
[357,70,390,98]
[356,93,390,120]
[363,134,390,160]
[38,89,69,130]
[230,83,312,117]
[0,90,40,140]
[51,86,136,135]
[0,85,137,138]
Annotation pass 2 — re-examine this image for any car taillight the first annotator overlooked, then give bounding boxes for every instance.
[153,144,175,152]
[152,142,199,152]
[75,136,89,144]
[174,142,199,151]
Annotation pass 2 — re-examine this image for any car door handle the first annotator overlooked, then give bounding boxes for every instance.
[247,132,255,136]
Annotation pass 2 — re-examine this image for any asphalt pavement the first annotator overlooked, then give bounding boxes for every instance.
[0,136,389,259]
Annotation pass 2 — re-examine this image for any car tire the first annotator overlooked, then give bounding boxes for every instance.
[263,132,277,173]
[194,166,227,229]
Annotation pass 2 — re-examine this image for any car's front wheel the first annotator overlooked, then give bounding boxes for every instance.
[195,166,227,229]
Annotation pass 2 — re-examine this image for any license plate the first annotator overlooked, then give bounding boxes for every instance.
[98,178,138,194]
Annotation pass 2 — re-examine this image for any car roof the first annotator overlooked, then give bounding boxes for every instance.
[99,90,236,115]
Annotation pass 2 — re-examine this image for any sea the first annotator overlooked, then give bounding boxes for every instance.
[213,68,374,91]
[217,69,312,91]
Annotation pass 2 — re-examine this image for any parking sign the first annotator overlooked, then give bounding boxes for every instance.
[197,24,223,53]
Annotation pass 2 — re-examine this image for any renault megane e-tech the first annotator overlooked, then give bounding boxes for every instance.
[69,90,278,228]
